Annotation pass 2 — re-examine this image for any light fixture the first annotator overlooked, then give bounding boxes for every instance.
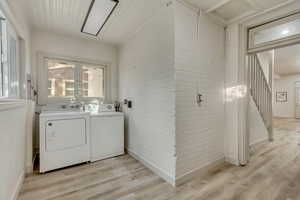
[281,29,290,35]
[81,0,119,36]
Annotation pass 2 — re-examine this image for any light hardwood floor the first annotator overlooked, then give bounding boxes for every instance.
[18,118,300,200]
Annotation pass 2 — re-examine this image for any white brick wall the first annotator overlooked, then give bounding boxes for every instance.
[118,5,176,182]
[174,2,226,178]
[118,1,226,183]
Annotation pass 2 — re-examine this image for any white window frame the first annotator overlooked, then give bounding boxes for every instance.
[248,12,300,53]
[0,14,20,100]
[0,17,4,98]
[37,52,110,105]
[45,57,77,101]
[7,23,20,98]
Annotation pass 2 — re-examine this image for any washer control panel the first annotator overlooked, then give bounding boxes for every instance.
[98,104,115,112]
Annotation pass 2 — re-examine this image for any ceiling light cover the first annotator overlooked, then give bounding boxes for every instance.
[281,29,290,35]
[81,0,119,36]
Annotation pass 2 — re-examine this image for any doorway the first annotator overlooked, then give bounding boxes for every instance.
[245,11,300,163]
[247,39,300,164]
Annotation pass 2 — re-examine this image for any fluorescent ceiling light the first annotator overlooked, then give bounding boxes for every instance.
[81,0,119,36]
[281,29,290,35]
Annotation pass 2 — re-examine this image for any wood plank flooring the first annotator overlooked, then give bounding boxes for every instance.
[18,118,300,200]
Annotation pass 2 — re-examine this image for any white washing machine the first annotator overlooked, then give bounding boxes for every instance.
[90,105,124,162]
[39,111,90,173]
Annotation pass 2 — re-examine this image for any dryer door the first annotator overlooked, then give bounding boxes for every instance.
[45,118,86,152]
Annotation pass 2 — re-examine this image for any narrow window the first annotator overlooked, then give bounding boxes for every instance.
[0,11,20,99]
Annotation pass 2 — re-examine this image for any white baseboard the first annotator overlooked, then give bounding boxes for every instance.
[91,151,125,162]
[225,156,239,166]
[175,157,225,186]
[127,149,175,186]
[26,165,33,174]
[26,151,38,174]
[250,138,268,147]
[11,170,25,200]
[26,152,36,174]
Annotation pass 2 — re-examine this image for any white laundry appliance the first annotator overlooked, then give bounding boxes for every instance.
[39,111,90,173]
[90,104,124,162]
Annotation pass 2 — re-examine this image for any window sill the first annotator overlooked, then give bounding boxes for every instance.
[0,99,27,111]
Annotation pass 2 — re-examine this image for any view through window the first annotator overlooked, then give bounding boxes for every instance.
[47,61,75,98]
[46,58,105,101]
[0,13,20,98]
[81,65,104,98]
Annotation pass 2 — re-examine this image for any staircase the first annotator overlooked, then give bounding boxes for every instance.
[248,54,273,141]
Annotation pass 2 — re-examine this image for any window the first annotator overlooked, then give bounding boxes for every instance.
[8,36,19,97]
[0,18,4,97]
[0,17,8,97]
[47,60,75,98]
[0,12,20,98]
[248,12,300,52]
[45,58,106,102]
[80,65,104,98]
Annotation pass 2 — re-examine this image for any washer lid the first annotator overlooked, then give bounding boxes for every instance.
[90,112,124,117]
[40,111,89,118]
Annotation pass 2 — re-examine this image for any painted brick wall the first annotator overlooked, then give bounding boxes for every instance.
[174,2,226,178]
[118,4,176,182]
[119,1,226,182]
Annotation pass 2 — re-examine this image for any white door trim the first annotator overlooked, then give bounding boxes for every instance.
[237,23,250,165]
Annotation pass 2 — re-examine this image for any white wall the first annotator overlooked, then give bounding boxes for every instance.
[0,104,28,200]
[174,2,225,178]
[119,1,226,184]
[31,30,118,104]
[0,0,33,199]
[274,75,300,118]
[118,4,176,184]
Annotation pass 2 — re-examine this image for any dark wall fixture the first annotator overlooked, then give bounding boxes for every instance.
[124,99,132,109]
[81,0,119,36]
[127,101,132,108]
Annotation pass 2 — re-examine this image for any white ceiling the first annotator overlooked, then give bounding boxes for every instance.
[17,0,169,45]
[275,43,300,76]
[16,0,295,45]
[185,0,293,23]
